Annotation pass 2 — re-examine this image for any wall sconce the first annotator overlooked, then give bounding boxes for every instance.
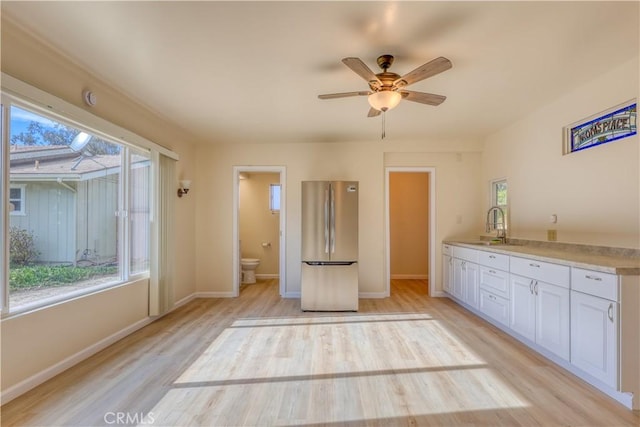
[177,180,191,198]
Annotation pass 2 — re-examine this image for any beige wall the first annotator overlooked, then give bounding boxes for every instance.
[1,20,198,393]
[481,57,639,248]
[389,172,429,278]
[384,149,484,293]
[240,173,280,276]
[195,141,484,297]
[195,141,387,296]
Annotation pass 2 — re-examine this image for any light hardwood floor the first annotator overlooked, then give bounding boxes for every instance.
[2,279,639,426]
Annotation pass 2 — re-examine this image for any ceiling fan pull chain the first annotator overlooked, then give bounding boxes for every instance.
[382,111,386,139]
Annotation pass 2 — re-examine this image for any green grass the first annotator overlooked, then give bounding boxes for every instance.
[9,265,118,291]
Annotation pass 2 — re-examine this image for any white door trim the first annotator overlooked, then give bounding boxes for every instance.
[233,166,286,297]
[384,167,436,296]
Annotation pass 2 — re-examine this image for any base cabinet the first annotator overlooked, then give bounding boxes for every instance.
[479,288,510,327]
[570,290,618,389]
[453,258,478,307]
[510,274,570,360]
[442,254,453,294]
[442,243,639,409]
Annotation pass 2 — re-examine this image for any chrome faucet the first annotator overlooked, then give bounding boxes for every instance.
[486,206,507,243]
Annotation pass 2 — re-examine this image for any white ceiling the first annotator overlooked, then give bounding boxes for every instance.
[2,1,638,145]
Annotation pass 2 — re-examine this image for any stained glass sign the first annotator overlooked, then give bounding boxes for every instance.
[564,102,636,154]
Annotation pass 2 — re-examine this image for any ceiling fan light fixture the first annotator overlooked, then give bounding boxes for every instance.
[368,91,402,112]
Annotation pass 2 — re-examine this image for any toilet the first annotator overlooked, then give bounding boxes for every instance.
[241,258,260,284]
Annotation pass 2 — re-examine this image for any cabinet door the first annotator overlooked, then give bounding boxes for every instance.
[571,291,618,388]
[452,258,465,300]
[510,274,536,341]
[535,281,570,360]
[465,262,479,308]
[442,255,453,294]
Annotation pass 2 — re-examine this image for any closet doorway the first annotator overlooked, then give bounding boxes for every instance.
[385,167,435,296]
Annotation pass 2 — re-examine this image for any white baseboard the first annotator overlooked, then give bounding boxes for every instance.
[194,291,235,298]
[173,294,196,309]
[359,292,387,298]
[282,291,301,298]
[390,274,428,280]
[1,317,153,405]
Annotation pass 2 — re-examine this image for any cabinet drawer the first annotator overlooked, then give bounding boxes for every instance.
[479,266,510,299]
[478,251,510,271]
[442,244,453,256]
[510,256,570,288]
[479,289,510,327]
[453,246,478,263]
[571,267,618,301]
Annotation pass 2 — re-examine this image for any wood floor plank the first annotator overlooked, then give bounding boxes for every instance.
[1,279,639,426]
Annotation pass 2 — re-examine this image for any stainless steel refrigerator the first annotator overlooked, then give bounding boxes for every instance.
[301,181,358,311]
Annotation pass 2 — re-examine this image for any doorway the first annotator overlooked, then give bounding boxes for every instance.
[385,167,435,296]
[233,166,286,297]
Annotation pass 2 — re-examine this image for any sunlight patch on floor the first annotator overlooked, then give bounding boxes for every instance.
[142,313,531,425]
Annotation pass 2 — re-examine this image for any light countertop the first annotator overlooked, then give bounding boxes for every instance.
[444,240,640,275]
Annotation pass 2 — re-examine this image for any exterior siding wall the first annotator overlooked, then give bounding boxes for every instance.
[76,175,118,265]
[10,181,76,264]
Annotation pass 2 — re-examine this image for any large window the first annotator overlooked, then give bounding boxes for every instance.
[4,103,151,313]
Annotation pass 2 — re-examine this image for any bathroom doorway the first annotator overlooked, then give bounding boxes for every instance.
[385,167,435,296]
[233,166,286,297]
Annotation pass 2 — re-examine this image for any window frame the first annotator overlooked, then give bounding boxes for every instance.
[9,184,26,216]
[490,178,508,232]
[1,74,178,316]
[269,183,281,213]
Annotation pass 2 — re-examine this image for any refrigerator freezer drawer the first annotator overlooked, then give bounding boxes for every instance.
[301,262,358,311]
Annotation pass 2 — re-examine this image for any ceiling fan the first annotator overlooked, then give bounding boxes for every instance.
[318,54,452,117]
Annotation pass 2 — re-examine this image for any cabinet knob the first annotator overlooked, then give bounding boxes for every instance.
[529,263,541,268]
[585,275,603,281]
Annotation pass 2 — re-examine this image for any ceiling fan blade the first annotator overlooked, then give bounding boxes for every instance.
[318,91,370,99]
[342,57,382,85]
[401,90,447,106]
[367,107,381,117]
[394,57,452,88]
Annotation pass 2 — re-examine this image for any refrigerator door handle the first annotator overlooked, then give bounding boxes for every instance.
[330,184,336,253]
[324,189,330,253]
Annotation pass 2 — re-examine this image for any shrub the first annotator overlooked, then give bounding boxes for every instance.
[9,227,40,266]
[9,265,118,290]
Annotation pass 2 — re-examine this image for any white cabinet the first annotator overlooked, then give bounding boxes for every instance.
[477,251,510,327]
[442,243,640,409]
[447,246,479,307]
[452,258,479,308]
[536,280,570,359]
[464,261,479,308]
[509,274,536,341]
[571,269,619,389]
[442,253,453,294]
[510,258,571,361]
[479,288,510,327]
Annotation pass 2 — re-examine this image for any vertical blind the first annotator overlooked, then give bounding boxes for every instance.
[150,153,176,316]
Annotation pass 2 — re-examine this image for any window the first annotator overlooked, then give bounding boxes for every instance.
[490,178,508,231]
[9,184,25,215]
[3,103,151,313]
[270,183,281,213]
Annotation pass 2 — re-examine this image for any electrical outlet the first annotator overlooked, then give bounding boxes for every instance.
[547,229,557,241]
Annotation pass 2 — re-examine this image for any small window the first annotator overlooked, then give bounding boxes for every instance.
[490,178,508,229]
[269,184,281,213]
[9,185,26,215]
